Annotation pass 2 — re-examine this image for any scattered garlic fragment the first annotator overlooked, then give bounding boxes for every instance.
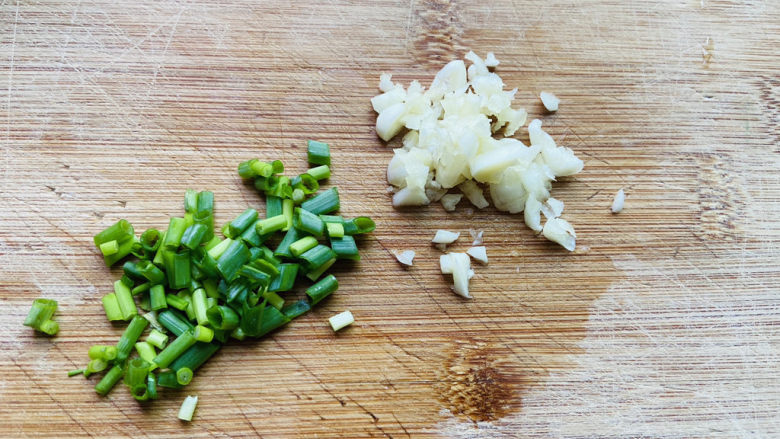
[540,91,560,112]
[432,230,460,244]
[468,228,484,245]
[467,246,488,264]
[329,310,355,332]
[393,250,415,266]
[611,189,625,213]
[484,52,499,68]
[440,194,462,211]
[542,218,576,251]
[440,253,472,298]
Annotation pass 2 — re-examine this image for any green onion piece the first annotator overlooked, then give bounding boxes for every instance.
[206,238,233,260]
[301,187,340,215]
[239,219,266,247]
[300,245,337,271]
[114,279,138,320]
[94,219,134,246]
[230,327,246,340]
[191,288,209,326]
[124,358,150,389]
[95,365,124,396]
[206,305,239,330]
[252,160,276,178]
[202,278,219,299]
[152,232,168,266]
[216,240,250,281]
[102,293,123,321]
[85,358,108,377]
[307,140,331,166]
[292,173,320,195]
[134,342,157,365]
[282,299,311,319]
[213,329,229,343]
[131,282,151,296]
[269,263,299,292]
[289,236,318,257]
[326,222,344,238]
[157,310,193,337]
[163,217,188,249]
[305,257,336,281]
[256,305,291,338]
[146,329,168,349]
[266,195,283,218]
[147,373,158,400]
[89,345,118,361]
[271,159,284,174]
[170,342,220,372]
[168,250,191,289]
[149,285,167,311]
[184,189,199,213]
[23,298,57,331]
[293,207,325,237]
[203,235,221,252]
[99,240,119,256]
[182,292,196,321]
[193,325,214,343]
[229,208,258,237]
[330,235,360,260]
[267,176,292,199]
[343,216,376,235]
[176,367,194,386]
[140,228,162,254]
[249,257,280,276]
[178,395,198,422]
[238,265,271,287]
[306,165,331,181]
[103,237,137,267]
[274,227,300,259]
[248,246,263,262]
[291,188,305,205]
[306,274,338,305]
[263,291,285,310]
[153,330,197,369]
[194,191,215,241]
[137,260,166,285]
[142,310,165,333]
[37,319,59,336]
[225,280,249,307]
[116,316,149,363]
[157,370,183,389]
[282,199,294,231]
[319,214,344,224]
[68,369,84,377]
[240,302,266,337]
[120,274,134,289]
[238,160,258,179]
[165,294,188,311]
[180,223,208,250]
[256,215,287,235]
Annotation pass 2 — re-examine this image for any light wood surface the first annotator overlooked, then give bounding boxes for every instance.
[1,0,779,437]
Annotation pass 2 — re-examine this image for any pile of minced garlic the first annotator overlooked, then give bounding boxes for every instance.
[372,51,582,251]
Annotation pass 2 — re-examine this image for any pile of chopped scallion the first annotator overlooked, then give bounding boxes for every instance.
[77,141,375,403]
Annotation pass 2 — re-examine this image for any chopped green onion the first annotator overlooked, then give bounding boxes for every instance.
[266,195,283,219]
[289,236,318,258]
[343,216,376,235]
[300,245,337,272]
[181,223,208,250]
[140,228,162,254]
[157,310,193,336]
[253,160,278,178]
[256,215,287,236]
[282,299,311,319]
[255,305,291,338]
[157,370,183,389]
[165,294,188,311]
[269,263,299,292]
[306,165,331,181]
[99,240,119,256]
[170,342,220,372]
[330,235,360,260]
[95,365,124,396]
[195,191,215,241]
[114,279,138,320]
[68,369,84,377]
[146,329,168,349]
[142,310,165,333]
[176,367,194,386]
[239,303,266,337]
[326,222,344,238]
[216,240,250,281]
[116,315,149,363]
[125,357,150,387]
[306,274,338,305]
[274,227,300,259]
[120,274,134,289]
[191,288,209,326]
[152,232,168,266]
[301,187,340,215]
[193,325,214,343]
[147,373,158,400]
[202,278,219,299]
[85,358,108,377]
[238,265,271,286]
[329,310,355,332]
[102,293,123,321]
[238,160,258,179]
[89,345,117,361]
[131,282,151,296]
[163,217,188,249]
[94,219,134,247]
[150,285,167,311]
[103,237,137,267]
[23,298,58,335]
[168,250,191,289]
[282,199,294,231]
[292,188,305,204]
[178,395,198,422]
[137,260,166,285]
[305,257,336,281]
[134,341,157,365]
[292,173,319,195]
[229,208,258,237]
[239,219,266,247]
[307,140,331,166]
[263,291,285,310]
[153,330,197,369]
[230,327,246,340]
[293,207,325,237]
[206,305,239,330]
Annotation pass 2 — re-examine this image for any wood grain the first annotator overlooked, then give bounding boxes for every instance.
[1,0,779,437]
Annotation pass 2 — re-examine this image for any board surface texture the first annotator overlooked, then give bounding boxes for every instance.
[1,0,779,437]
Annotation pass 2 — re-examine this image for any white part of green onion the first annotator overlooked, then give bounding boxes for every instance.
[329,311,355,332]
[178,395,198,422]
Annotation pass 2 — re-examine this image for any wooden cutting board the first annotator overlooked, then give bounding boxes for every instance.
[2,0,778,437]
